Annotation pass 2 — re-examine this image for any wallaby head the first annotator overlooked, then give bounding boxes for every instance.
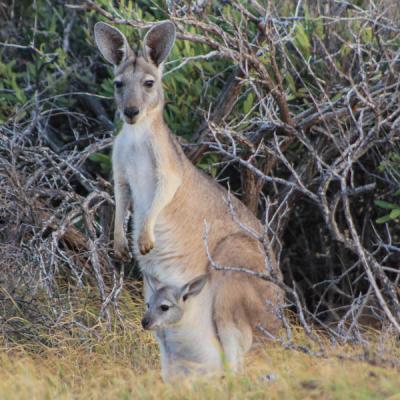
[94,21,176,125]
[141,274,208,330]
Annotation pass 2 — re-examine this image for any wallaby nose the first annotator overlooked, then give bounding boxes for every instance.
[141,317,150,330]
[124,106,139,119]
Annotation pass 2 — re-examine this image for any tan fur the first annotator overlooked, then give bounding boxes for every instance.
[94,21,284,375]
[210,234,283,370]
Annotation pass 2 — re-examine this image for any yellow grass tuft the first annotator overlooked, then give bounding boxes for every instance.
[0,287,399,400]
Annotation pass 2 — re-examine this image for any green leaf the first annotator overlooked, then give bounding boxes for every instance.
[361,27,373,44]
[89,153,112,173]
[339,44,352,59]
[376,214,392,224]
[89,153,110,164]
[374,200,399,210]
[285,73,297,95]
[314,18,324,39]
[389,209,400,219]
[196,153,219,177]
[294,24,311,59]
[243,92,255,114]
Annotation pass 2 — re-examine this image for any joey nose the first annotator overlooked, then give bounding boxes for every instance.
[141,317,150,330]
[124,106,139,119]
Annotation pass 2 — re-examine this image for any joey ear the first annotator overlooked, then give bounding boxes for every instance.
[145,274,162,293]
[94,22,132,65]
[180,274,208,302]
[143,21,176,66]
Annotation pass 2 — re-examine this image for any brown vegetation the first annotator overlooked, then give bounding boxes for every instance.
[0,0,399,378]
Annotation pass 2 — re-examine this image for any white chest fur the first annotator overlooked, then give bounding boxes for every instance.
[156,290,222,380]
[113,122,156,242]
[113,122,187,290]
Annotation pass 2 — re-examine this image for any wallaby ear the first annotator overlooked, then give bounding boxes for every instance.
[143,21,176,66]
[94,22,132,65]
[180,274,208,302]
[145,274,162,293]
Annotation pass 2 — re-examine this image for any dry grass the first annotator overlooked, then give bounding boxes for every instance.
[0,289,399,400]
[0,339,399,400]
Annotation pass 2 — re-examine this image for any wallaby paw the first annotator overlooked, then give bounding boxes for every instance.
[114,236,130,260]
[138,230,155,255]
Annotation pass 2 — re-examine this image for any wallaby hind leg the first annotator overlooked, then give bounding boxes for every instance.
[211,233,283,371]
[217,323,252,372]
[213,274,255,372]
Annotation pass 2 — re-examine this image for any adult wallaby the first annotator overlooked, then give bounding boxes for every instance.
[142,270,280,380]
[94,20,283,371]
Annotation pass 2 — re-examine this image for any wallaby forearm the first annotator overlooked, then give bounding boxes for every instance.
[147,171,181,229]
[139,171,181,254]
[113,177,131,257]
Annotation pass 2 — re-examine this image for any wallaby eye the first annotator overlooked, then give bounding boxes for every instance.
[144,80,154,88]
[160,304,170,312]
[114,80,123,89]
[145,302,149,309]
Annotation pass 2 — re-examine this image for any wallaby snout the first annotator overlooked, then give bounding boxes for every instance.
[141,315,153,330]
[123,106,140,123]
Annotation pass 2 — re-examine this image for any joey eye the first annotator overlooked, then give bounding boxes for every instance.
[144,80,154,88]
[160,304,170,312]
[145,303,149,309]
[114,81,123,89]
